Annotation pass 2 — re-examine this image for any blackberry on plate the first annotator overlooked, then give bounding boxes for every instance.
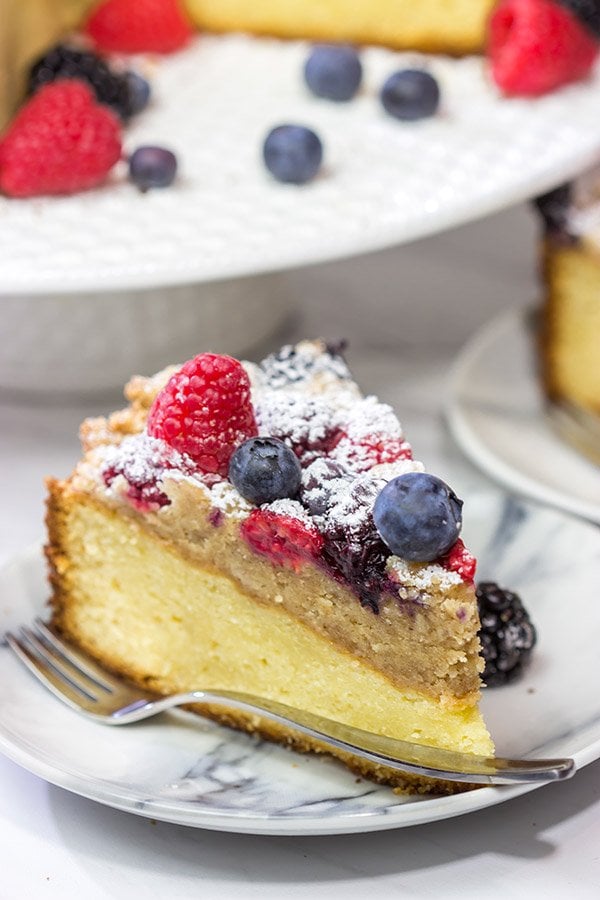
[28,44,139,121]
[304,45,363,101]
[380,69,440,121]
[229,437,302,506]
[477,582,537,687]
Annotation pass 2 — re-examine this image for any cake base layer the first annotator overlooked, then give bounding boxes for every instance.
[185,0,495,54]
[47,481,493,795]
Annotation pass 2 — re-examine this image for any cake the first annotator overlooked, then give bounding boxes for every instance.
[0,0,96,129]
[46,340,493,795]
[534,176,600,463]
[185,1,497,55]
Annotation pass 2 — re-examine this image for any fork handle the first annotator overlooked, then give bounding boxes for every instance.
[108,689,575,786]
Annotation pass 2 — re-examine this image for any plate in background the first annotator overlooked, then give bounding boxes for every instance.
[447,309,600,524]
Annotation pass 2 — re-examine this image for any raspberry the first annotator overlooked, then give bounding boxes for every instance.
[488,0,600,97]
[333,434,413,473]
[439,539,477,583]
[241,510,324,572]
[0,80,122,198]
[146,353,257,476]
[85,0,193,54]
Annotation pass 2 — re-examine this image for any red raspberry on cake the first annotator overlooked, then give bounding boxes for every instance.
[241,509,324,572]
[85,0,193,54]
[0,80,122,198]
[147,353,258,476]
[440,539,477,583]
[488,0,600,97]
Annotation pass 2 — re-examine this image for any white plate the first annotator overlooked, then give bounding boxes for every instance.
[3,36,600,294]
[447,309,600,524]
[1,492,600,835]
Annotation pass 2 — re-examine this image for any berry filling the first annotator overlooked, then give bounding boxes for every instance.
[241,509,324,573]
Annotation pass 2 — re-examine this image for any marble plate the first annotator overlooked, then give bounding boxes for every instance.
[1,492,600,835]
[3,37,600,294]
[447,309,600,525]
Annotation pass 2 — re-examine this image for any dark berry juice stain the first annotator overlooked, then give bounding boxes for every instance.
[208,507,224,527]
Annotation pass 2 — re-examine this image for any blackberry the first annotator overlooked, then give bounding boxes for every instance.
[28,45,137,121]
[476,582,537,687]
[532,184,573,235]
[260,341,351,390]
[556,1,600,39]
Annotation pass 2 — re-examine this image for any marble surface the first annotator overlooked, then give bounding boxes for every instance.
[1,205,599,895]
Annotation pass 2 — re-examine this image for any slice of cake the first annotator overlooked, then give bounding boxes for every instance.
[534,177,600,463]
[46,340,493,795]
[184,0,496,55]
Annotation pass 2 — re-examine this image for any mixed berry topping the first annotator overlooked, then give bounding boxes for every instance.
[129,146,178,192]
[228,437,302,506]
[28,44,142,122]
[380,69,441,121]
[304,45,363,102]
[102,434,198,511]
[477,581,537,686]
[241,509,324,573]
[0,80,122,198]
[373,473,463,562]
[85,0,193,55]
[262,125,324,185]
[255,393,343,468]
[146,352,257,476]
[101,341,476,614]
[260,341,351,390]
[488,0,600,97]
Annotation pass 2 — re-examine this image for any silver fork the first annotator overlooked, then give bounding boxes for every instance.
[5,618,575,787]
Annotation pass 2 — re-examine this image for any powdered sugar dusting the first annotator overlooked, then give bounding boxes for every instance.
[388,557,463,592]
[260,339,352,391]
[265,498,314,526]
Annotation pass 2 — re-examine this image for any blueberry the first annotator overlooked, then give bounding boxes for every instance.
[263,125,323,184]
[304,45,362,101]
[373,472,462,562]
[129,146,177,192]
[229,437,302,505]
[380,69,440,121]
[125,71,151,115]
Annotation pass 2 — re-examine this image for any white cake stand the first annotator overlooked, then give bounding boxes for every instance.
[3,35,600,391]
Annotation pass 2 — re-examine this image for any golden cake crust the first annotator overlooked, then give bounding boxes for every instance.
[184,0,496,54]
